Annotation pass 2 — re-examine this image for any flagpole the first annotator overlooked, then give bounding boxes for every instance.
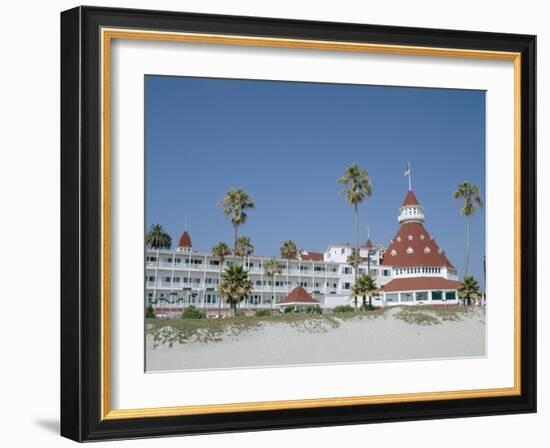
[409,163,412,191]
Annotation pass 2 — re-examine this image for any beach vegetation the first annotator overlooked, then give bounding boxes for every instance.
[220,188,255,263]
[235,236,254,262]
[211,241,232,318]
[458,275,482,306]
[353,273,378,309]
[454,181,483,276]
[338,164,373,309]
[145,224,172,249]
[280,240,298,294]
[181,305,206,319]
[145,305,156,318]
[219,264,253,316]
[264,258,283,308]
[333,304,355,313]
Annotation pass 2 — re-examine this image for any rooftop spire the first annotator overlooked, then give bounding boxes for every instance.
[398,189,424,224]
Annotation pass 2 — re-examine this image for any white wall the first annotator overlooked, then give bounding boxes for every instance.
[0,0,546,447]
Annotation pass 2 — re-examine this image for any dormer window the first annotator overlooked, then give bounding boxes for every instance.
[406,247,413,254]
[397,236,402,242]
[424,247,431,253]
[391,249,397,256]
[420,234,425,240]
[408,235,413,240]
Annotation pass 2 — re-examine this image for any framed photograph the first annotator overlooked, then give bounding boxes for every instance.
[61,6,536,441]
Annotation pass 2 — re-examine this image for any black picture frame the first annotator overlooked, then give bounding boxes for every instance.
[61,5,536,442]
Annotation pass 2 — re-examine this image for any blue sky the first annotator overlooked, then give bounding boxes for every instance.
[145,76,486,282]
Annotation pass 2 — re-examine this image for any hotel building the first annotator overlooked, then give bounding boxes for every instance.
[145,189,461,315]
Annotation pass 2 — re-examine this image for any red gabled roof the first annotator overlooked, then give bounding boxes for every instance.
[280,286,318,304]
[380,222,455,268]
[299,251,324,262]
[380,277,462,292]
[402,190,420,206]
[177,230,192,248]
[363,239,373,249]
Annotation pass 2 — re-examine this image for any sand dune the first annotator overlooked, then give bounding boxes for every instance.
[146,307,486,372]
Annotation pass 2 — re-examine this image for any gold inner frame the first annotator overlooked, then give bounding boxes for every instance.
[100,28,522,420]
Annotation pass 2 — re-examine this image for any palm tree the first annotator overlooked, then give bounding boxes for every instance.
[221,188,255,263]
[454,182,483,276]
[211,241,231,317]
[339,164,373,309]
[145,224,172,249]
[280,240,298,294]
[219,264,253,316]
[458,275,481,306]
[145,224,172,311]
[264,258,283,308]
[235,236,254,264]
[352,273,378,309]
[347,248,362,308]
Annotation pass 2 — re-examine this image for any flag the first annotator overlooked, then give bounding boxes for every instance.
[404,163,410,177]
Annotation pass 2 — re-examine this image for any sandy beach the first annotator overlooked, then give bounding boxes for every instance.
[146,307,486,372]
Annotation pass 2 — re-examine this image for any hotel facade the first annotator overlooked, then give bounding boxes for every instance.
[146,189,462,315]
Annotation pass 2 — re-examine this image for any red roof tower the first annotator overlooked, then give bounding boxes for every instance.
[381,190,455,269]
[177,230,192,252]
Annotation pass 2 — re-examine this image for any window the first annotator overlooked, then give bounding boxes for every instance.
[432,291,443,300]
[173,277,180,283]
[400,292,413,302]
[386,293,398,303]
[147,276,155,282]
[163,277,171,283]
[344,282,351,290]
[445,291,457,301]
[209,260,220,266]
[407,247,414,254]
[416,291,428,301]
[391,249,397,256]
[344,267,352,274]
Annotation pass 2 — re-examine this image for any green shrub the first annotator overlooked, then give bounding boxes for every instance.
[283,306,295,314]
[333,305,355,313]
[360,304,375,311]
[145,305,156,318]
[254,309,272,317]
[181,305,205,319]
[305,305,323,314]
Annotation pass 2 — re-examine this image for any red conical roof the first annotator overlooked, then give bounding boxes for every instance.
[177,230,192,248]
[364,239,373,249]
[280,286,318,304]
[402,190,420,206]
[381,222,454,268]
